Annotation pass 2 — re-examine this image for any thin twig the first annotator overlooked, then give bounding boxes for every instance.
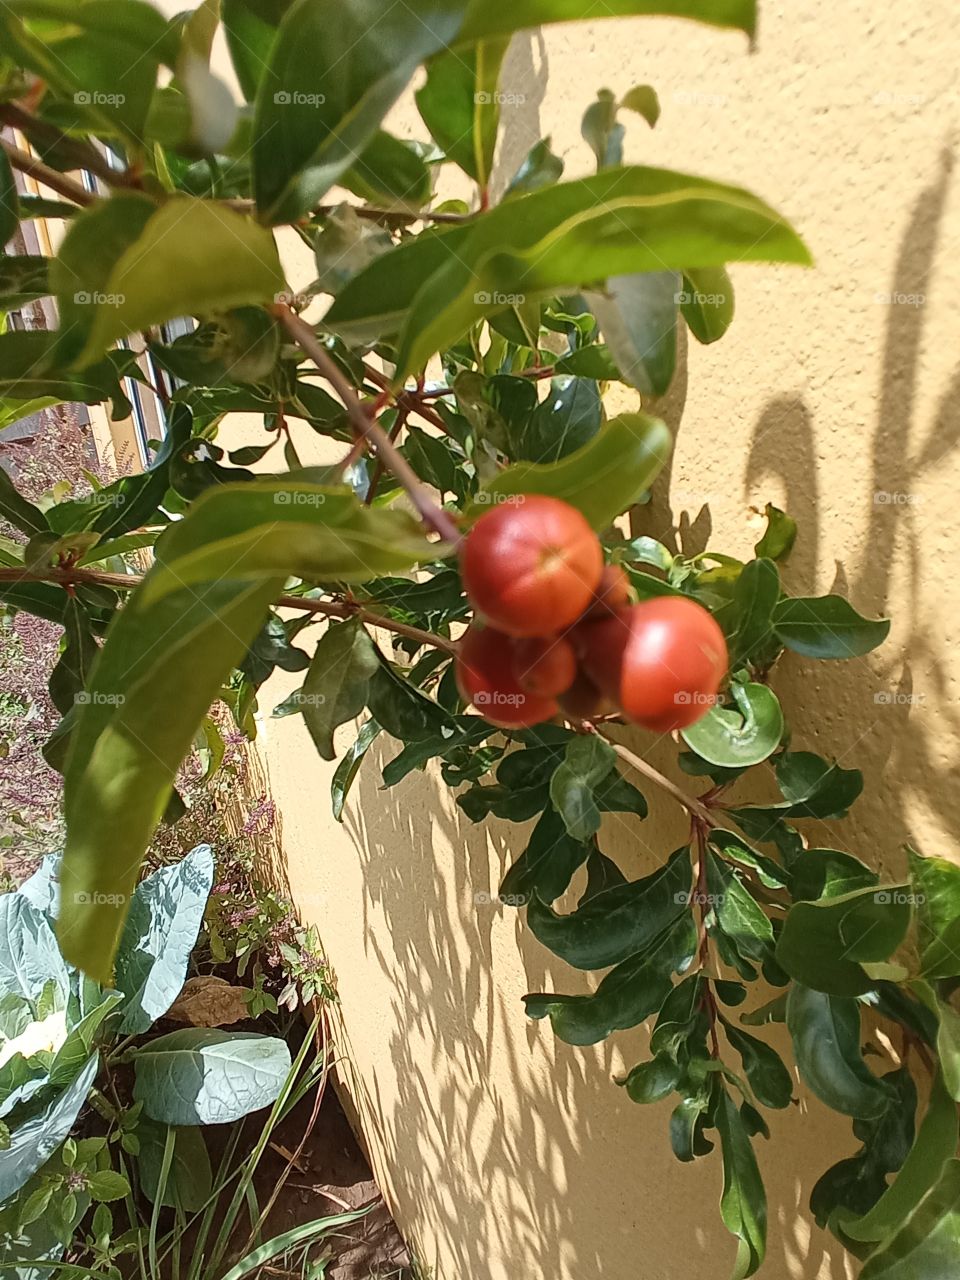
[0,566,456,653]
[592,726,715,826]
[0,102,137,190]
[273,305,462,546]
[0,138,94,206]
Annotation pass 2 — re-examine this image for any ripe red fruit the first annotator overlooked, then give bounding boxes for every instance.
[512,635,577,698]
[581,563,632,620]
[461,495,603,637]
[579,597,728,732]
[456,624,558,728]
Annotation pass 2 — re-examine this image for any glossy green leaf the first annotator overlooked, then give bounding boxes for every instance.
[859,1159,960,1280]
[0,466,49,538]
[416,39,507,186]
[505,137,564,197]
[527,846,691,970]
[221,0,274,101]
[299,620,380,761]
[708,855,774,963]
[515,376,603,463]
[136,1119,212,1212]
[252,0,463,221]
[733,750,863,830]
[548,735,616,841]
[341,131,434,208]
[586,271,680,397]
[726,558,780,670]
[391,166,809,379]
[331,718,381,822]
[937,998,960,1102]
[500,807,591,904]
[457,0,757,42]
[786,985,891,1118]
[52,196,284,367]
[681,680,783,768]
[678,265,734,344]
[753,503,796,561]
[777,883,911,996]
[620,1054,680,1104]
[48,597,99,716]
[523,911,697,1045]
[838,1071,958,1245]
[469,410,671,530]
[720,1019,792,1109]
[909,847,960,979]
[791,848,878,901]
[716,1089,767,1279]
[773,595,890,659]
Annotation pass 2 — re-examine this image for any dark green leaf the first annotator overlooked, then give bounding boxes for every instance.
[792,848,878,901]
[726,558,780,670]
[859,1159,960,1279]
[48,598,99,717]
[331,718,381,821]
[0,466,49,538]
[620,1054,680,1104]
[716,1089,767,1279]
[773,595,890,659]
[505,137,564,197]
[0,255,50,308]
[499,807,591,904]
[586,271,679,397]
[708,855,774,964]
[136,1119,212,1212]
[910,846,960,979]
[786,986,891,1118]
[298,620,380,760]
[527,845,691,970]
[720,1018,792,1109]
[516,377,603,463]
[416,39,507,185]
[0,150,18,248]
[548,735,616,841]
[777,884,911,996]
[679,266,734,344]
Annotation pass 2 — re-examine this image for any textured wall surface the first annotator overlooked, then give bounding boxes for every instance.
[253,4,960,1276]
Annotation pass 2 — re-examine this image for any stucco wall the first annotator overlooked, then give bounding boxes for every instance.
[252,4,960,1277]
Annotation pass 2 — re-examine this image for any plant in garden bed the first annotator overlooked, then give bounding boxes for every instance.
[0,0,957,1274]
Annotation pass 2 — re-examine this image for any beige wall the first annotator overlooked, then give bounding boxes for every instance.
[248,4,960,1276]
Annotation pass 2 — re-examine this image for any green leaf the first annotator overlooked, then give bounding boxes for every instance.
[910,847,960,979]
[58,478,430,980]
[52,196,284,367]
[859,1159,960,1280]
[732,750,863,830]
[548,734,616,841]
[416,39,508,186]
[331,719,381,820]
[720,1019,792,1109]
[389,166,809,379]
[679,266,735,344]
[838,1071,958,1245]
[773,595,890,659]
[681,681,783,768]
[791,848,878,901]
[85,1170,130,1202]
[708,856,774,964]
[133,1029,291,1125]
[726,558,780,670]
[777,884,911,996]
[221,0,274,100]
[48,597,99,717]
[753,503,796,562]
[937,998,960,1102]
[0,254,50,309]
[252,0,463,221]
[716,1089,767,1279]
[515,376,603,463]
[0,893,69,1002]
[0,466,49,538]
[341,131,434,209]
[299,620,380,761]
[469,410,671,530]
[114,845,214,1035]
[586,271,679,397]
[708,830,787,890]
[620,1054,680,1104]
[505,137,564,197]
[136,1118,212,1211]
[0,1054,98,1203]
[527,845,691,970]
[0,149,18,248]
[499,807,591,905]
[457,0,757,42]
[786,986,891,1118]
[524,911,697,1045]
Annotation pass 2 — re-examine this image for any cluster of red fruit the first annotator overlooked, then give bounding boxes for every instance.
[455,495,728,732]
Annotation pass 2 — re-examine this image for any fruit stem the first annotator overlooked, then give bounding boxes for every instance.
[273,305,463,547]
[591,726,715,826]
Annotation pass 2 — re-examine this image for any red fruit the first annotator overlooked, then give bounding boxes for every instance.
[512,635,577,698]
[557,668,607,721]
[461,495,603,637]
[581,563,632,620]
[456,625,558,728]
[579,597,728,732]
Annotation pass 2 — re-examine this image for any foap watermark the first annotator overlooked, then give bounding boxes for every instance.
[75,90,125,107]
[874,889,925,906]
[75,691,125,707]
[675,690,722,708]
[74,290,125,307]
[73,891,126,907]
[474,290,526,307]
[474,90,526,106]
[874,490,924,506]
[874,290,925,308]
[874,690,925,707]
[474,690,526,709]
[273,90,326,107]
[675,890,725,907]
[274,289,312,308]
[474,890,529,907]
[286,691,327,708]
[673,89,727,108]
[87,491,126,508]
[471,492,528,508]
[674,288,728,307]
[273,490,326,507]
